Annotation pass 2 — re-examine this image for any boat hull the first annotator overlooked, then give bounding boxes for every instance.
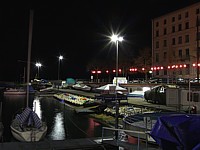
[10,119,47,142]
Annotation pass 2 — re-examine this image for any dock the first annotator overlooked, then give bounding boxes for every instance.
[0,137,159,150]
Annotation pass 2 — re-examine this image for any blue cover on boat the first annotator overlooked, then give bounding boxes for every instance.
[16,107,42,128]
[150,114,200,150]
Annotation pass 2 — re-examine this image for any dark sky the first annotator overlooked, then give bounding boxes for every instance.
[2,0,200,82]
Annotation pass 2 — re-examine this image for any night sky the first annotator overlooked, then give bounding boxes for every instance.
[2,0,200,82]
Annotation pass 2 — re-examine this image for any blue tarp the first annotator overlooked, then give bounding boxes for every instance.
[150,114,200,150]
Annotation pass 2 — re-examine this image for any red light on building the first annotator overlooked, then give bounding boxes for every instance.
[154,67,156,70]
[193,63,196,67]
[175,65,178,68]
[113,69,116,73]
[151,67,153,70]
[179,65,182,68]
[161,67,163,69]
[142,68,145,71]
[119,69,122,72]
[106,70,109,73]
[91,71,96,74]
[184,64,186,67]
[168,66,171,69]
[97,70,101,74]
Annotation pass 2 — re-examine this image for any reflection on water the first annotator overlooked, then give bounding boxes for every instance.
[2,95,111,142]
[49,112,66,140]
[33,97,42,119]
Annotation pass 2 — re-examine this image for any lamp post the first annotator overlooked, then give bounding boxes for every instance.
[35,62,42,79]
[58,55,63,80]
[110,34,123,139]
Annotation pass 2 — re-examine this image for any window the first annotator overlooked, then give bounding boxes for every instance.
[178,36,182,44]
[156,22,159,27]
[156,53,159,62]
[185,64,190,75]
[163,40,167,47]
[156,41,159,48]
[178,14,181,20]
[156,70,159,75]
[185,35,189,43]
[185,12,189,18]
[186,48,190,58]
[156,30,159,37]
[172,17,175,22]
[164,70,167,75]
[164,28,167,35]
[178,24,182,31]
[185,22,189,29]
[179,49,182,58]
[193,93,199,102]
[196,8,200,14]
[172,38,176,45]
[197,32,200,40]
[172,26,175,33]
[164,19,167,24]
[163,52,167,59]
[197,17,200,26]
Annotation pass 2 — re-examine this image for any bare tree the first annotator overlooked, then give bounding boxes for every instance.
[134,47,152,80]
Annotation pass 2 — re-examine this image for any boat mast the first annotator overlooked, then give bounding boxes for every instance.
[26,10,34,107]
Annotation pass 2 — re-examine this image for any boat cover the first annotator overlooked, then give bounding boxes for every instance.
[16,107,42,129]
[150,114,200,150]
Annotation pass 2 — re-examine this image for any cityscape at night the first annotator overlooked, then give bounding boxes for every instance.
[2,0,200,82]
[1,1,200,149]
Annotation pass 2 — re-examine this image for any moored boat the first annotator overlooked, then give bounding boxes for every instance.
[122,111,184,143]
[10,107,47,142]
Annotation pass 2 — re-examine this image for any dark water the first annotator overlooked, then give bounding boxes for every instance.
[1,94,111,142]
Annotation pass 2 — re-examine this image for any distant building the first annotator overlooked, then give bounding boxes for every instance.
[152,2,200,80]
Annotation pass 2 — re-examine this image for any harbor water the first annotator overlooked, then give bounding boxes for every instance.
[1,94,111,142]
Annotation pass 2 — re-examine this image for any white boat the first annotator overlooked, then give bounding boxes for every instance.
[10,10,47,142]
[10,107,47,142]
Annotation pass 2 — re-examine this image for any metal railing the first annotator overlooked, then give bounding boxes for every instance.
[101,127,155,150]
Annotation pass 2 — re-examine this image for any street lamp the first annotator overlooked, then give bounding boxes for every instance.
[111,34,123,85]
[35,62,42,79]
[58,55,63,80]
[110,34,123,139]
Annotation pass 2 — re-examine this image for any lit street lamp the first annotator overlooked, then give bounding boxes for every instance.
[35,62,42,79]
[58,55,63,80]
[110,34,123,139]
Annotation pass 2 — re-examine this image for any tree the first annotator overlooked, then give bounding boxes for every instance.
[133,47,152,81]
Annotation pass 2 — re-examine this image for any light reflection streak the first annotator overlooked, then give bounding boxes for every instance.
[33,97,42,119]
[50,112,66,140]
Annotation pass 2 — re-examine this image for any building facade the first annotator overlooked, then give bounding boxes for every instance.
[152,2,200,81]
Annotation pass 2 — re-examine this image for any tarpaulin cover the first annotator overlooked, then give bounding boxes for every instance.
[16,107,42,129]
[150,114,200,150]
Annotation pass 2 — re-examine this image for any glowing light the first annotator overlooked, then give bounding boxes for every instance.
[59,55,63,60]
[110,34,123,42]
